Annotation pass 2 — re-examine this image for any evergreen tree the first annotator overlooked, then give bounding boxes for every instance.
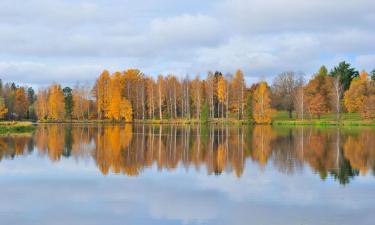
[329,61,359,91]
[63,87,74,120]
[371,69,375,82]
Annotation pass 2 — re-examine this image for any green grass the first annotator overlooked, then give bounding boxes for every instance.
[0,121,36,134]
[271,111,375,126]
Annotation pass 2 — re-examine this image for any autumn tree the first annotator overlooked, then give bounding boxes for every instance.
[305,66,333,119]
[14,87,28,119]
[123,69,143,119]
[94,70,111,119]
[157,75,165,120]
[344,70,375,117]
[231,70,246,119]
[252,82,273,123]
[0,97,8,119]
[145,77,156,119]
[120,98,133,122]
[362,95,375,120]
[217,76,228,118]
[105,72,133,121]
[107,72,123,120]
[35,89,48,120]
[48,84,65,120]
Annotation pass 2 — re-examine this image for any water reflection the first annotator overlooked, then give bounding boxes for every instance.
[1,124,375,185]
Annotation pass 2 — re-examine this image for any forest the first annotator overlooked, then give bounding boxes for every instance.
[1,61,375,124]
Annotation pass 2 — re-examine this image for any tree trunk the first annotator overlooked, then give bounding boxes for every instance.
[159,84,162,121]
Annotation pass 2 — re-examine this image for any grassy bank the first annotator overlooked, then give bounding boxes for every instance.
[0,121,36,134]
[35,111,375,126]
[271,112,375,126]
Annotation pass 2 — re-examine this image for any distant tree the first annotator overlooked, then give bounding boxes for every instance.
[329,61,359,91]
[200,102,209,123]
[292,75,306,120]
[14,88,28,119]
[305,66,333,119]
[245,91,253,122]
[252,82,273,123]
[48,84,65,120]
[27,87,36,119]
[107,72,123,120]
[157,75,165,120]
[217,76,227,118]
[272,71,301,118]
[35,89,48,120]
[0,97,8,119]
[371,69,375,82]
[362,95,375,120]
[63,87,74,120]
[27,87,36,104]
[231,69,246,119]
[120,98,133,122]
[344,70,375,116]
[331,75,343,121]
[191,76,203,120]
[94,70,111,119]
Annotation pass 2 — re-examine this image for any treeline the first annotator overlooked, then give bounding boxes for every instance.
[0,81,36,120]
[1,61,375,123]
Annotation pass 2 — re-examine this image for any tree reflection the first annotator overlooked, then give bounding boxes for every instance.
[2,124,375,185]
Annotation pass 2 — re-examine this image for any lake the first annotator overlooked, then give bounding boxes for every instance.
[0,124,374,225]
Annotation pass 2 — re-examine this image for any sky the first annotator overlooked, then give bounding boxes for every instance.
[0,0,374,87]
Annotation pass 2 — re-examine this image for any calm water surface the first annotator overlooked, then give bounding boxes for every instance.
[1,124,375,225]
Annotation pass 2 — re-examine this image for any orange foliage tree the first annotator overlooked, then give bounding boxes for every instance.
[0,97,8,119]
[305,66,333,119]
[14,88,28,119]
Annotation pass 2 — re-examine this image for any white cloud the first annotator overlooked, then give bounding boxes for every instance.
[0,0,374,85]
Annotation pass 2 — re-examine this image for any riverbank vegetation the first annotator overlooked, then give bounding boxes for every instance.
[0,122,35,134]
[1,61,375,125]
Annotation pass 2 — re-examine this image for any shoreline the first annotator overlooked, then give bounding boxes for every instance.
[30,119,375,126]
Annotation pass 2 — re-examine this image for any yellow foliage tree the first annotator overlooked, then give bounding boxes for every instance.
[107,72,133,121]
[48,84,65,120]
[107,72,122,120]
[120,98,133,122]
[0,97,8,119]
[252,82,273,123]
[344,70,375,114]
[217,76,228,118]
[217,76,226,104]
[94,70,111,119]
